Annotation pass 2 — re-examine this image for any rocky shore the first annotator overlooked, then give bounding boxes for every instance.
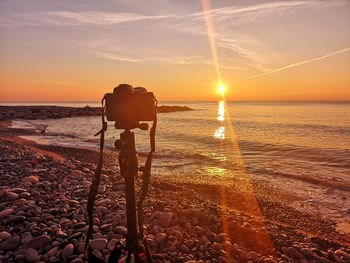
[0,105,192,121]
[0,116,350,262]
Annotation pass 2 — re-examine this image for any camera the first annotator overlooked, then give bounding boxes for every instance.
[104,84,157,129]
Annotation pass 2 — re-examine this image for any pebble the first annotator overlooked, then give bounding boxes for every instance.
[21,232,33,244]
[92,249,104,261]
[0,231,11,240]
[247,251,259,261]
[6,191,19,200]
[0,208,14,219]
[0,236,20,250]
[180,244,190,254]
[62,243,74,259]
[0,136,346,263]
[25,235,52,249]
[334,249,350,261]
[70,170,84,180]
[286,247,304,259]
[47,246,59,257]
[89,238,108,251]
[159,212,173,228]
[114,226,127,236]
[22,175,39,183]
[155,233,167,244]
[24,248,40,262]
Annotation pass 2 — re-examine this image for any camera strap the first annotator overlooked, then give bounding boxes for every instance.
[84,98,107,261]
[138,103,157,238]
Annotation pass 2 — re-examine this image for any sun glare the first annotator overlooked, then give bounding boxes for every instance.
[218,85,225,95]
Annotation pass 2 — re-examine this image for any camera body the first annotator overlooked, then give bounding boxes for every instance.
[104,84,157,129]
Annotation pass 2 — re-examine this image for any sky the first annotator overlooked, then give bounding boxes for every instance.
[0,0,349,101]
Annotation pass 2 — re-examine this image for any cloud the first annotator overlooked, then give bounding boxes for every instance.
[1,0,347,72]
[91,51,238,70]
[166,0,348,71]
[1,11,174,27]
[244,47,350,80]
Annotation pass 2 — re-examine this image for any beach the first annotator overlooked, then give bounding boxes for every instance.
[0,105,349,262]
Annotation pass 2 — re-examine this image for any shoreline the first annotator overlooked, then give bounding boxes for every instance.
[0,120,350,262]
[0,105,192,121]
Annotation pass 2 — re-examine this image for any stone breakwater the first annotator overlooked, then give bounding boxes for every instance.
[0,138,350,263]
[0,105,192,121]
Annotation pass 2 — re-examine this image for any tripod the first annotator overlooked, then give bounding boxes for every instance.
[108,129,153,263]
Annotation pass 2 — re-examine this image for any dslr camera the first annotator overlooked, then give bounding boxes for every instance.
[104,84,157,129]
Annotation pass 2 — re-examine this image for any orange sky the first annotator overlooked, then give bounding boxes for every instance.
[0,0,349,101]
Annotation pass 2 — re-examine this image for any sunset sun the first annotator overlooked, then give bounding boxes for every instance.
[218,85,225,96]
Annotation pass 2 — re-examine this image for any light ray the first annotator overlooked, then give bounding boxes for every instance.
[201,0,222,85]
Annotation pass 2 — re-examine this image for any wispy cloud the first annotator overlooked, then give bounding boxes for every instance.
[1,11,174,27]
[244,47,350,80]
[166,0,347,71]
[1,0,346,73]
[92,51,238,70]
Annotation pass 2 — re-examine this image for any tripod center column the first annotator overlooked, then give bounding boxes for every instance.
[119,129,139,251]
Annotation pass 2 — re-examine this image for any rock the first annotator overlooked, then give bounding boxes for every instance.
[25,235,52,249]
[9,215,26,223]
[183,239,194,248]
[0,236,20,250]
[300,247,314,257]
[335,249,350,260]
[98,185,105,194]
[0,231,11,240]
[22,175,39,184]
[0,189,9,198]
[155,233,167,244]
[47,247,59,257]
[89,238,108,251]
[286,247,303,260]
[21,232,33,244]
[70,170,84,179]
[0,208,14,219]
[74,222,87,229]
[6,191,19,200]
[263,258,277,263]
[92,249,104,261]
[107,239,118,250]
[56,230,68,238]
[180,244,190,253]
[114,226,127,236]
[212,242,222,251]
[24,248,40,262]
[62,243,74,259]
[247,251,259,261]
[159,212,173,228]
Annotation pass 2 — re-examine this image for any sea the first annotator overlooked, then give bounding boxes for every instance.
[5,101,350,229]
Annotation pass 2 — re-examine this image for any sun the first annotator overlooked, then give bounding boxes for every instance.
[218,85,225,95]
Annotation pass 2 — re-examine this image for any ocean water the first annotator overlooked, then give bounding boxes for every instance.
[9,101,350,223]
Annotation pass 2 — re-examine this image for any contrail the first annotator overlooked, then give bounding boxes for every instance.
[244,46,350,80]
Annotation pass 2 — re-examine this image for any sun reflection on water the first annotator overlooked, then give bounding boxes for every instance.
[206,166,227,177]
[217,100,225,121]
[214,100,226,140]
[213,126,225,140]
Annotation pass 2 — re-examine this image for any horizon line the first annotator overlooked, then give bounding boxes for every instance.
[1,99,350,103]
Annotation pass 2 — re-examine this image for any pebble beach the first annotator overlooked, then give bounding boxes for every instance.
[0,106,349,263]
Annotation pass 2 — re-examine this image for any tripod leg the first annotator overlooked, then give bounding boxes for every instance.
[143,239,153,263]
